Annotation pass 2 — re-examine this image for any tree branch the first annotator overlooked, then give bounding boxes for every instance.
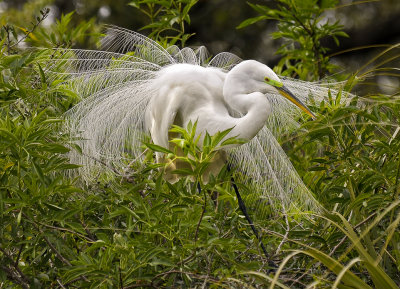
[0,247,30,285]
[9,8,50,49]
[1,265,30,289]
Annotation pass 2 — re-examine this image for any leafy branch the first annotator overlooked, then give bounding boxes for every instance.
[237,0,349,80]
[128,0,199,46]
[2,8,50,54]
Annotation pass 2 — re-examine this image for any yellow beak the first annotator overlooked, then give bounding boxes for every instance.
[277,86,316,119]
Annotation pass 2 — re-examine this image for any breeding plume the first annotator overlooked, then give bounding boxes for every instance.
[48,26,348,213]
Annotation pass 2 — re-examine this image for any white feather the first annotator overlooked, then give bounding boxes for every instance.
[45,26,354,213]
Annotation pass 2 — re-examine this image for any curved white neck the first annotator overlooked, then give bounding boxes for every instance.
[224,91,271,141]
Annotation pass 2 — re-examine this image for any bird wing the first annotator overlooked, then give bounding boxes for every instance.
[47,25,351,205]
[227,79,352,214]
[226,79,353,214]
[42,26,182,181]
[64,79,154,178]
[208,52,242,70]
[101,25,175,65]
[146,85,183,149]
[228,125,321,215]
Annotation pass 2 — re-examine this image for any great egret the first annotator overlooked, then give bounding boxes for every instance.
[146,59,315,182]
[47,25,348,221]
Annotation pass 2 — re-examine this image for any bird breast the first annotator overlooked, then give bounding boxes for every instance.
[148,64,231,134]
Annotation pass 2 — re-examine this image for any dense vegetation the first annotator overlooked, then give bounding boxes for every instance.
[1,0,400,288]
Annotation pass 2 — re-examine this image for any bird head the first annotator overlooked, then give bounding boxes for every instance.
[226,60,316,119]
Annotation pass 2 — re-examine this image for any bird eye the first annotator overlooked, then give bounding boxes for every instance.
[265,77,284,88]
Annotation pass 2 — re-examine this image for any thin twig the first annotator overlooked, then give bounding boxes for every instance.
[0,248,30,285]
[194,183,207,242]
[78,217,97,242]
[329,212,377,257]
[43,235,71,266]
[153,270,219,285]
[15,244,24,269]
[176,251,196,266]
[288,212,378,285]
[292,212,379,285]
[124,283,157,289]
[1,265,29,289]
[10,8,50,49]
[119,265,124,289]
[57,278,67,289]
[22,212,90,282]
[25,218,95,242]
[174,183,207,268]
[274,210,290,256]
[5,25,11,54]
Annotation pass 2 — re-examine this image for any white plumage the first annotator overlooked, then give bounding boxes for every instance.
[46,26,351,214]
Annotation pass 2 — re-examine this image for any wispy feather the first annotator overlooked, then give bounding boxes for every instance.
[45,26,353,213]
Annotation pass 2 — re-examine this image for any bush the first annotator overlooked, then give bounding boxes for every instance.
[1,1,400,288]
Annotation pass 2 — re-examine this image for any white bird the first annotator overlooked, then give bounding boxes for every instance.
[146,60,315,184]
[47,26,349,215]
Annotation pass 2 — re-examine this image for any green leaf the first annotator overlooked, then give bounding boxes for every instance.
[172,168,194,176]
[220,137,246,147]
[145,143,173,154]
[128,1,140,8]
[203,132,211,148]
[247,3,272,15]
[211,127,233,147]
[237,15,268,29]
[169,138,187,149]
[335,31,349,38]
[32,160,46,184]
[299,248,372,289]
[37,63,46,84]
[0,129,19,144]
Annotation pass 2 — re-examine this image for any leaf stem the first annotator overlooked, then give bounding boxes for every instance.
[195,182,207,242]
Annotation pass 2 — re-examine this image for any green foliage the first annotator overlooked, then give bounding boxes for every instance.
[287,93,400,214]
[277,91,400,287]
[264,204,400,289]
[236,2,400,286]
[28,11,100,48]
[238,0,349,80]
[0,11,97,288]
[148,121,244,183]
[1,7,100,51]
[0,8,50,55]
[128,0,199,46]
[1,1,400,288]
[0,27,280,286]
